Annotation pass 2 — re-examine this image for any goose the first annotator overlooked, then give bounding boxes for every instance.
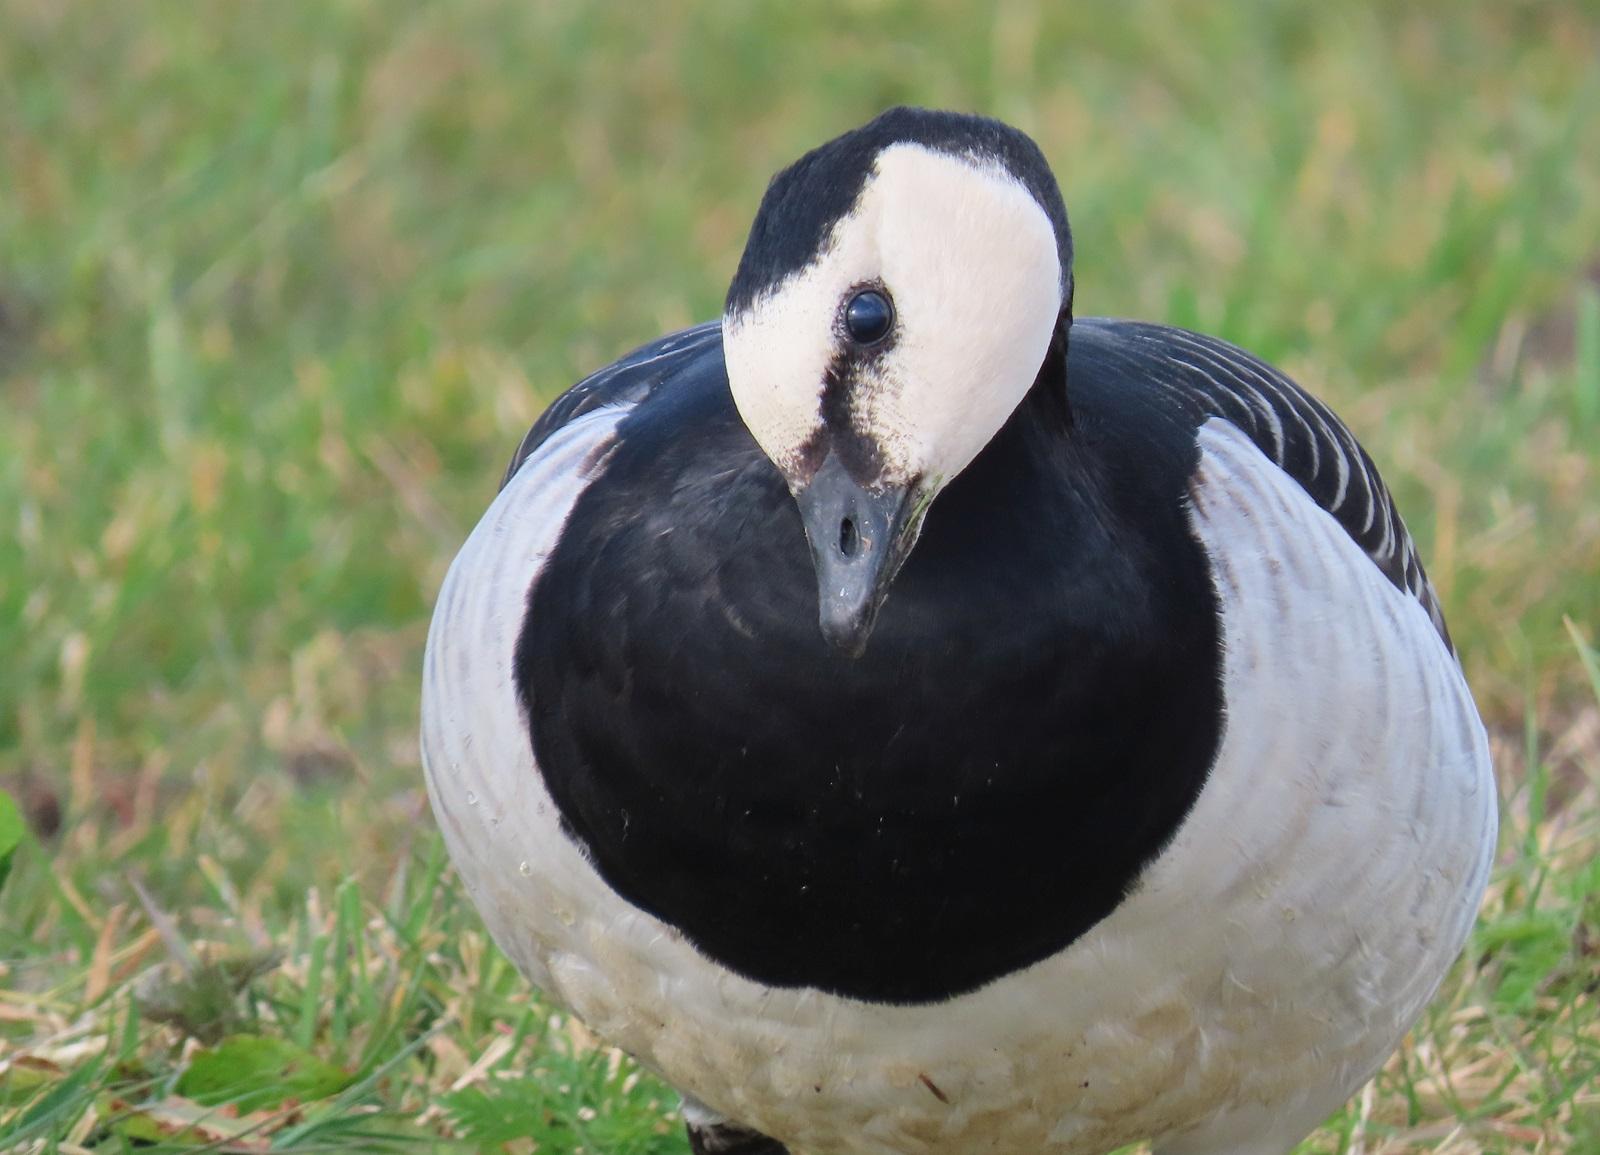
[421,107,1497,1155]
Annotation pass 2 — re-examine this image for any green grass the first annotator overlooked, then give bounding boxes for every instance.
[1,3,1597,1152]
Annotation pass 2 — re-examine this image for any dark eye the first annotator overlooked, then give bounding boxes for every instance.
[844,289,894,345]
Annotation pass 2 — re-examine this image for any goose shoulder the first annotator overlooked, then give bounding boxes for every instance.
[1070,317,1451,652]
[500,320,724,489]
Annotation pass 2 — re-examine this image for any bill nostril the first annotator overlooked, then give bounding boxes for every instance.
[839,516,860,558]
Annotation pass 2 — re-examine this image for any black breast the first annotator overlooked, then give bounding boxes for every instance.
[515,333,1223,1004]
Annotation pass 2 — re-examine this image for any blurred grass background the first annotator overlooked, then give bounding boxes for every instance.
[1,2,1597,1152]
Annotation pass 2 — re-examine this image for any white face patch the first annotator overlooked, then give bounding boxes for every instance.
[723,143,1064,491]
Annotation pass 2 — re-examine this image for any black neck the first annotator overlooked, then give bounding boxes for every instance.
[1018,304,1074,438]
[516,306,1225,1003]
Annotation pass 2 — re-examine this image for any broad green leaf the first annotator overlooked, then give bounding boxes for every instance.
[175,1034,352,1114]
[0,789,24,895]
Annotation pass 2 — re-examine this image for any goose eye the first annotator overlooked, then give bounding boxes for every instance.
[843,290,894,345]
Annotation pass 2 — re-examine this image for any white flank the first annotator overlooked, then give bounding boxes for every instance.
[422,415,1496,1155]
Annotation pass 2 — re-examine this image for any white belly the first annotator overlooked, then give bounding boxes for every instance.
[422,415,1495,1155]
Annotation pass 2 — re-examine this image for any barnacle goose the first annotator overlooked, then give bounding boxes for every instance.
[421,107,1497,1155]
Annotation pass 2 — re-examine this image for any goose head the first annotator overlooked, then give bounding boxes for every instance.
[722,107,1074,656]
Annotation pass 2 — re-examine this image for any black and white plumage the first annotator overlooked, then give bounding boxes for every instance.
[422,108,1496,1155]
